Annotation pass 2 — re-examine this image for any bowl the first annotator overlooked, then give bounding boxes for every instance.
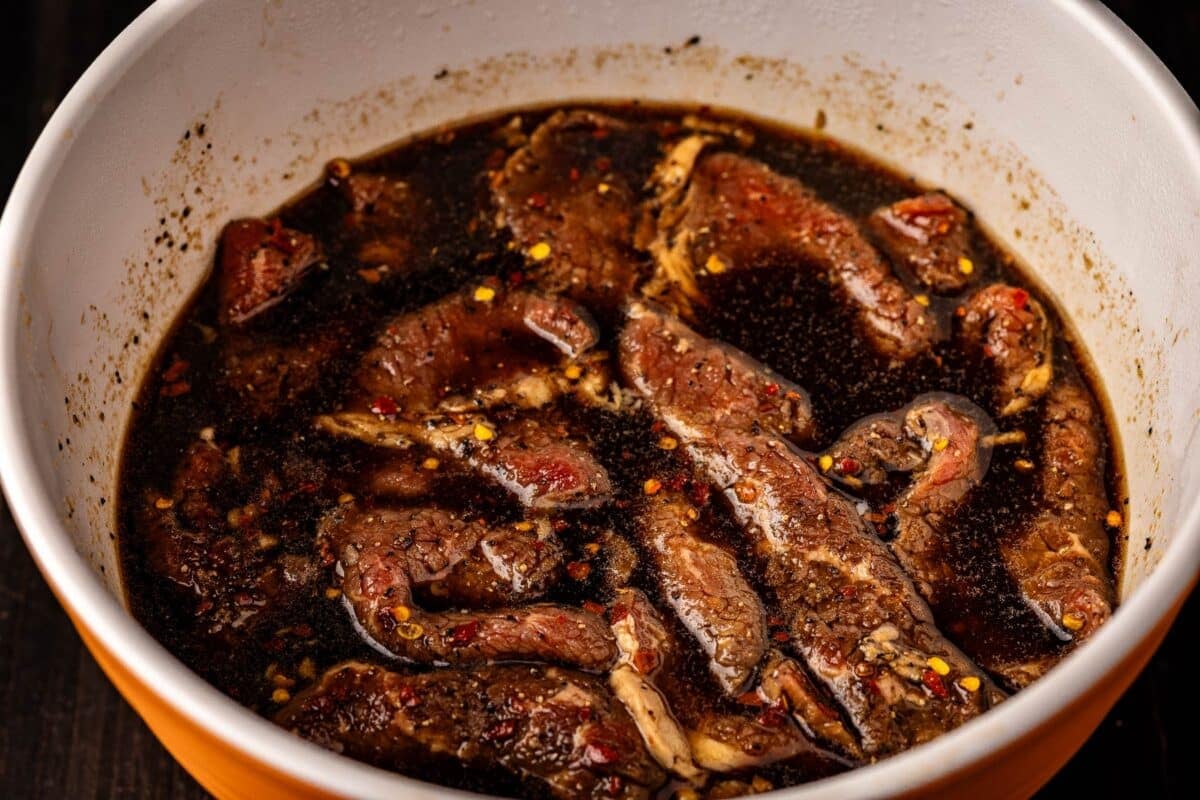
[2,1,1198,798]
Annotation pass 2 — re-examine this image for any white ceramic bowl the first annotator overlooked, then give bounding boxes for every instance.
[2,1,1198,798]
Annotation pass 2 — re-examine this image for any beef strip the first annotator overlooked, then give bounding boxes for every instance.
[957,284,1053,416]
[820,413,926,487]
[617,301,815,445]
[824,394,996,608]
[607,588,705,783]
[644,143,934,361]
[221,330,345,420]
[757,651,862,760]
[323,503,614,669]
[891,396,994,606]
[335,172,426,270]
[995,379,1113,681]
[620,303,1002,755]
[362,453,450,500]
[278,661,666,799]
[493,110,646,316]
[217,218,323,326]
[356,285,602,415]
[687,714,824,773]
[607,589,846,781]
[866,193,975,294]
[635,490,767,695]
[139,440,319,643]
[315,410,614,511]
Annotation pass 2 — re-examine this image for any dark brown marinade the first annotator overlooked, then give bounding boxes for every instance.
[118,103,1124,796]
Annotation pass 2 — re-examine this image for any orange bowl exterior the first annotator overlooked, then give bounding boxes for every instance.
[70,611,338,800]
[62,586,1187,800]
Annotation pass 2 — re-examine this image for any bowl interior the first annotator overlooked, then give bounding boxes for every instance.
[3,0,1199,798]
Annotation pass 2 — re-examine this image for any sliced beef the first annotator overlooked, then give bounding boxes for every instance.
[356,286,601,415]
[323,503,613,670]
[621,302,815,445]
[686,712,843,775]
[440,520,567,608]
[607,588,704,783]
[362,453,449,500]
[493,110,646,316]
[316,410,614,511]
[958,284,1054,416]
[645,146,934,361]
[139,440,319,643]
[336,172,425,270]
[758,651,862,760]
[277,661,666,799]
[891,396,994,607]
[998,380,1114,665]
[217,218,323,326]
[620,309,1002,755]
[635,490,767,695]
[866,193,975,293]
[820,412,925,487]
[823,395,995,608]
[221,330,345,420]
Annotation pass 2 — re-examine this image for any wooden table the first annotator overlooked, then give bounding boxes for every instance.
[0,1,1195,797]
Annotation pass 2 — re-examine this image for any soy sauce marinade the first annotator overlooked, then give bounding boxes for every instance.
[119,105,1124,797]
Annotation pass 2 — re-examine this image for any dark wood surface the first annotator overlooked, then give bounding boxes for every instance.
[0,2,1196,797]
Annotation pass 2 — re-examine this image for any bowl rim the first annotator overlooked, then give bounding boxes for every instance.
[1,1,1198,797]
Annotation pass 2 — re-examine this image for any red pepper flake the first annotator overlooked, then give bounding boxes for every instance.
[650,419,666,434]
[599,775,624,796]
[266,218,299,255]
[591,127,611,141]
[484,148,507,170]
[162,358,189,383]
[633,649,659,674]
[763,382,780,396]
[594,156,612,172]
[864,677,881,695]
[527,191,548,209]
[293,623,315,638]
[398,684,422,708]
[298,480,319,494]
[1011,288,1030,310]
[582,600,607,615]
[922,668,950,698]
[568,166,581,182]
[552,518,570,534]
[577,706,593,722]
[584,742,620,765]
[369,395,398,417]
[566,561,592,581]
[160,381,191,397]
[448,620,480,646]
[608,604,629,623]
[482,718,518,741]
[771,630,790,643]
[664,473,687,491]
[736,690,764,707]
[839,585,858,599]
[689,482,711,507]
[767,615,785,627]
[838,457,861,476]
[507,270,526,286]
[756,701,789,729]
